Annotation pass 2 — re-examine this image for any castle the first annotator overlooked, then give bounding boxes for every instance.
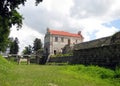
[44,28,84,55]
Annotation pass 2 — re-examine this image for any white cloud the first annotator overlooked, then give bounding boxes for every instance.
[42,0,73,15]
[10,0,120,53]
[10,25,44,54]
[71,0,111,18]
[95,26,118,39]
[69,0,120,41]
[50,20,63,29]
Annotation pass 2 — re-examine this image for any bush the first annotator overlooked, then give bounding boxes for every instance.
[50,53,73,58]
[66,65,115,79]
[114,67,120,78]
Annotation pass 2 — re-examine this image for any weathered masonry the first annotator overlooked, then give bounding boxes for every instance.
[44,28,84,55]
[71,32,120,69]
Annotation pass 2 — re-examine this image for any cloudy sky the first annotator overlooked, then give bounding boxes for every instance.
[9,0,120,53]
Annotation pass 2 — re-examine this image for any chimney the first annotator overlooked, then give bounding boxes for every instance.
[78,31,81,35]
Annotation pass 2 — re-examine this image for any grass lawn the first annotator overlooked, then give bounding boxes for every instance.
[0,55,120,86]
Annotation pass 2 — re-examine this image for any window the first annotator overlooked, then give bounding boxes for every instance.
[61,37,64,42]
[76,40,77,43]
[68,39,71,44]
[55,37,58,42]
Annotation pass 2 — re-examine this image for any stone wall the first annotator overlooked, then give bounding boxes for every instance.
[47,44,120,69]
[47,32,120,68]
[70,44,120,69]
[49,56,73,63]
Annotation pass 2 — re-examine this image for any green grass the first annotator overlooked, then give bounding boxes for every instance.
[0,55,14,86]
[0,55,120,86]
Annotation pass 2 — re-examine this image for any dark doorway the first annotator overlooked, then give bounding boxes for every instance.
[54,50,57,55]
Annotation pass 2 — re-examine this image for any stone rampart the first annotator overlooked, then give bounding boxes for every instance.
[48,56,73,63]
[70,44,120,69]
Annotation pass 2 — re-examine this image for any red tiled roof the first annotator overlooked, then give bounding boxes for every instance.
[48,29,84,38]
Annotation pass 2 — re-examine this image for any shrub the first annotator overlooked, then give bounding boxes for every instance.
[114,67,120,78]
[66,65,115,79]
[50,53,73,58]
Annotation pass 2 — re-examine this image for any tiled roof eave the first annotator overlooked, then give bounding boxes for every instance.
[51,33,81,38]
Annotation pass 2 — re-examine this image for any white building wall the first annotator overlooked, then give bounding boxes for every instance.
[44,31,83,55]
[50,35,83,55]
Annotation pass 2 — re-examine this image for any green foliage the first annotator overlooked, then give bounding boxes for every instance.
[0,58,120,86]
[51,53,73,58]
[0,17,10,51]
[0,55,12,70]
[0,0,43,28]
[22,45,32,55]
[0,0,43,52]
[33,38,42,52]
[0,55,13,86]
[9,37,19,54]
[0,0,23,51]
[1,64,120,86]
[36,48,44,55]
[114,67,120,78]
[65,65,115,79]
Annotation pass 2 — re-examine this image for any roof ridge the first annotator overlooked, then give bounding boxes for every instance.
[48,29,83,38]
[50,29,76,34]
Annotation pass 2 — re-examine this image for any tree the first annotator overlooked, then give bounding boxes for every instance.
[9,37,19,54]
[0,0,43,52]
[22,45,32,55]
[0,37,10,52]
[33,38,42,52]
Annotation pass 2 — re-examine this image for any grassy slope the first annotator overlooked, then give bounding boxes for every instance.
[0,55,120,86]
[0,55,13,86]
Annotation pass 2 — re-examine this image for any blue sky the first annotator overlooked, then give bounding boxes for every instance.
[103,19,120,29]
[9,0,120,53]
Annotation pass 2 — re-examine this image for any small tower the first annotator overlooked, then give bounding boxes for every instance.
[47,27,49,33]
[78,31,81,35]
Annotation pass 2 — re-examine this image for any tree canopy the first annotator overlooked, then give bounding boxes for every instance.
[0,0,43,51]
[9,37,19,54]
[33,38,42,52]
[22,45,32,55]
